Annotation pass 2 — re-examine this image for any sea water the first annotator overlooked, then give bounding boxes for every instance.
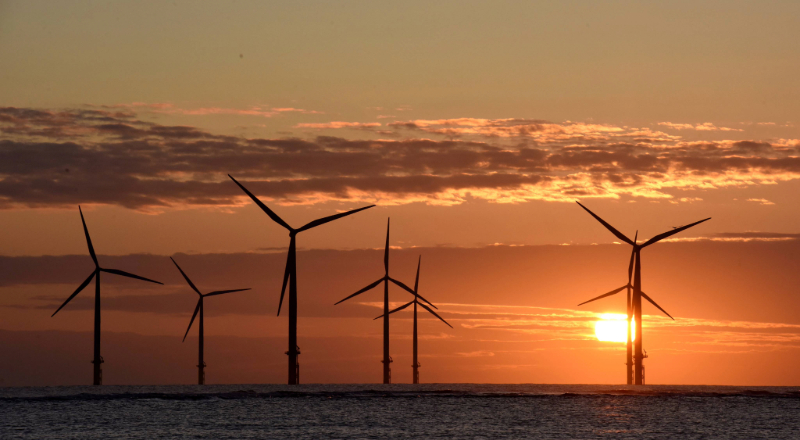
[1,384,799,439]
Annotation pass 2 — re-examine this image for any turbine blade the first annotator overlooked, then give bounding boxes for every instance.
[388,277,438,309]
[334,278,383,305]
[627,232,637,285]
[228,174,293,231]
[413,256,421,293]
[419,302,453,328]
[102,268,163,285]
[277,241,292,316]
[296,205,375,233]
[205,288,251,297]
[388,276,414,295]
[51,271,95,317]
[641,218,711,248]
[414,293,438,310]
[577,285,627,307]
[183,300,202,342]
[79,206,98,267]
[373,300,414,320]
[384,218,390,274]
[576,202,634,245]
[640,291,675,320]
[170,257,201,295]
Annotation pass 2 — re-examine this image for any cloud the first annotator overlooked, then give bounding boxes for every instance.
[712,232,800,240]
[2,107,800,210]
[663,231,800,243]
[747,198,775,205]
[271,108,323,114]
[437,302,800,349]
[457,350,495,357]
[387,118,648,141]
[295,122,382,129]
[658,122,743,132]
[100,103,323,117]
[162,106,280,117]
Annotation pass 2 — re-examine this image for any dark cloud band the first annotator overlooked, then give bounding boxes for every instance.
[1,107,799,209]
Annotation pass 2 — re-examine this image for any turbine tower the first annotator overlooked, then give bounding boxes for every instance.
[375,256,451,384]
[577,231,676,384]
[51,206,163,385]
[576,202,709,384]
[172,257,250,385]
[229,174,374,385]
[334,218,437,384]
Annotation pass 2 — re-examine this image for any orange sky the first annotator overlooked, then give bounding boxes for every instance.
[1,1,799,386]
[2,240,799,386]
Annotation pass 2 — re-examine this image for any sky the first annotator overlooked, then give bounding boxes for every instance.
[0,1,799,386]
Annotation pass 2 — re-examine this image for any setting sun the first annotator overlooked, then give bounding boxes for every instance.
[594,314,635,343]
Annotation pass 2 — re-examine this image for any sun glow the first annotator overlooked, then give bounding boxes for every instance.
[594,313,635,342]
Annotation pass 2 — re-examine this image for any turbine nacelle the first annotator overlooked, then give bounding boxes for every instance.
[576,201,710,249]
[51,207,163,318]
[171,257,250,342]
[575,201,708,322]
[577,283,674,321]
[373,257,452,329]
[229,174,375,317]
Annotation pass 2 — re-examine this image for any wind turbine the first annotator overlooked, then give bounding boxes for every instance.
[375,256,451,384]
[576,202,709,384]
[577,231,675,384]
[228,174,375,385]
[51,206,163,385]
[334,218,438,384]
[171,257,250,385]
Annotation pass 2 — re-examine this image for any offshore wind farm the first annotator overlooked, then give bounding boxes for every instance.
[2,1,800,438]
[374,256,452,384]
[576,202,708,385]
[44,200,711,388]
[172,257,250,385]
[334,218,433,384]
[50,207,163,385]
[229,174,374,385]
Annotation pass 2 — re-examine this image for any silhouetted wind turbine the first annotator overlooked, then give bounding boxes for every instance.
[375,256,451,384]
[228,174,375,385]
[51,206,163,385]
[577,231,675,384]
[171,257,250,385]
[334,218,438,384]
[576,202,709,385]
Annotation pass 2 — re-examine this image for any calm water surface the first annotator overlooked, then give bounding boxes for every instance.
[1,384,799,439]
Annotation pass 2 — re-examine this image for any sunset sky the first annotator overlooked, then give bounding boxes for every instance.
[1,1,799,386]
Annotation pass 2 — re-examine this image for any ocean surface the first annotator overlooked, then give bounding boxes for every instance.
[1,384,799,439]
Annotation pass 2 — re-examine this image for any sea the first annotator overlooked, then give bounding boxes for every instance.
[1,384,799,439]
